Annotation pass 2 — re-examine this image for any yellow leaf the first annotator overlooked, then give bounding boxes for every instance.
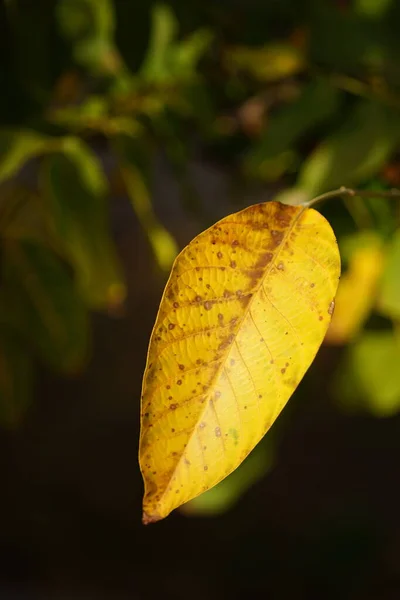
[139,201,340,523]
[325,234,384,345]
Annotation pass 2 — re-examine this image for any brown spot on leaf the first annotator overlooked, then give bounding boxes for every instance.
[173,302,179,309]
[328,301,335,316]
[255,252,273,269]
[199,422,206,429]
[219,333,235,351]
[204,301,213,310]
[218,313,224,321]
[168,323,175,330]
[179,364,185,371]
[281,368,286,374]
[215,427,221,437]
[177,380,182,385]
[204,466,208,471]
[195,295,202,302]
[232,239,239,247]
[274,203,297,227]
[170,404,178,410]
[217,251,223,259]
[319,316,323,321]
[230,358,235,366]
[277,262,284,271]
[270,230,284,247]
[230,260,237,268]
[310,282,315,288]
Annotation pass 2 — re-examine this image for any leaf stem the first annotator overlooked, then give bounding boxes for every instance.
[303,186,400,209]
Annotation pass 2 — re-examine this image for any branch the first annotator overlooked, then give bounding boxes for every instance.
[304,186,400,209]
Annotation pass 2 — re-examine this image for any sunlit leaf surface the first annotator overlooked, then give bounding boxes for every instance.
[139,201,340,523]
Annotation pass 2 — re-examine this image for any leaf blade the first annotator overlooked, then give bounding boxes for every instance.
[42,137,126,310]
[2,240,90,374]
[139,201,340,522]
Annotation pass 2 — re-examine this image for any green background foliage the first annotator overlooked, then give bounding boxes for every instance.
[1,0,400,597]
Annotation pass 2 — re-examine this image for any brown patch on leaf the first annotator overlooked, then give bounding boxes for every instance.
[218,333,235,351]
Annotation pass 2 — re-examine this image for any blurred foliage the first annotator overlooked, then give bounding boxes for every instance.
[2,0,400,516]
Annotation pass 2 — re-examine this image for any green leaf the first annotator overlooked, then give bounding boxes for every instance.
[57,0,122,75]
[355,0,393,18]
[42,137,126,310]
[113,134,178,271]
[335,331,400,417]
[140,3,177,82]
[0,183,51,245]
[0,129,53,185]
[299,100,400,196]
[245,79,341,180]
[0,330,33,428]
[2,240,90,374]
[169,29,213,78]
[139,4,210,83]
[378,228,400,319]
[227,43,304,82]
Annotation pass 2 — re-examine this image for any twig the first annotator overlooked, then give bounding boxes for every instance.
[304,186,400,209]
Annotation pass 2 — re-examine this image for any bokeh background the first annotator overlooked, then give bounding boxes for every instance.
[2,0,400,598]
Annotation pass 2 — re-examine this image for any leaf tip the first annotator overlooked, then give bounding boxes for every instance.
[142,510,162,525]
